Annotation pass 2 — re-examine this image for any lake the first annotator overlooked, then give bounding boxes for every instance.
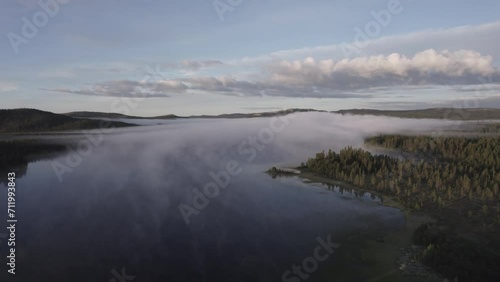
[0,113,457,282]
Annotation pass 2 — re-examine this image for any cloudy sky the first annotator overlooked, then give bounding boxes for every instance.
[1,0,500,116]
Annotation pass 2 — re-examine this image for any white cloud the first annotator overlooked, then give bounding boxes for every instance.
[267,49,497,88]
[45,49,500,99]
[182,49,500,98]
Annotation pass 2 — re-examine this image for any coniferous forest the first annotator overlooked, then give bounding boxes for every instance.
[304,135,500,281]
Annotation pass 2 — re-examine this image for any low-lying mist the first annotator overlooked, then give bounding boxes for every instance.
[0,112,462,282]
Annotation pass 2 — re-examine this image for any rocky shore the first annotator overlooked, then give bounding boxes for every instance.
[397,246,446,282]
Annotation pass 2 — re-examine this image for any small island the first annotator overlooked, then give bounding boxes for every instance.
[266,167,301,178]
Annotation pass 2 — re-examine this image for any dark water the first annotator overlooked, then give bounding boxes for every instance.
[0,113,455,282]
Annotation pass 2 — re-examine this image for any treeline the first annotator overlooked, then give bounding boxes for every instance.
[306,144,499,222]
[364,136,499,211]
[305,135,500,281]
[0,140,66,169]
[365,135,500,169]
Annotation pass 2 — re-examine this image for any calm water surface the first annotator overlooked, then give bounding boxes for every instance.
[0,113,456,281]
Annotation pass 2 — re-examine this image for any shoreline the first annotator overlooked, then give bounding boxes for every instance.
[284,169,444,281]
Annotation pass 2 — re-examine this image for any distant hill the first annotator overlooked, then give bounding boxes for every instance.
[65,111,144,119]
[335,108,500,120]
[65,108,323,120]
[189,108,323,119]
[152,114,182,119]
[0,109,136,133]
[7,108,498,133]
[65,111,181,120]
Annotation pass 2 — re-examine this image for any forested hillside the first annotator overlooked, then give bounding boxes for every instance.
[0,109,135,133]
[304,135,500,281]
